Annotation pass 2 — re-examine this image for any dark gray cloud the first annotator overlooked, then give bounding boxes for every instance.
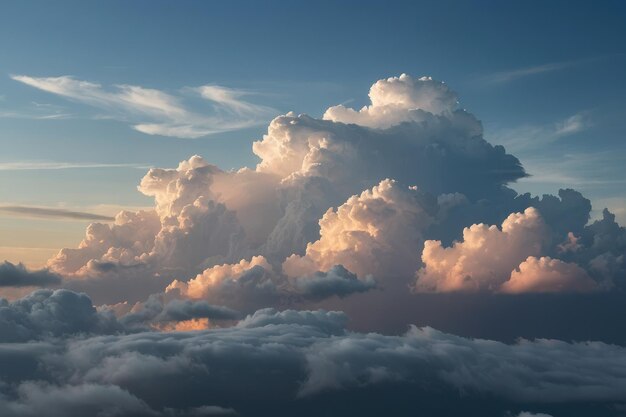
[0,262,62,287]
[0,382,238,417]
[119,294,240,330]
[0,289,122,342]
[0,307,626,416]
[0,205,114,221]
[291,265,376,300]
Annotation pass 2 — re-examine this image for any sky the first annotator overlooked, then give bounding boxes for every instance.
[1,1,626,416]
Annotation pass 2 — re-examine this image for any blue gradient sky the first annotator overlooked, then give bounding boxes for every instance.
[1,0,625,265]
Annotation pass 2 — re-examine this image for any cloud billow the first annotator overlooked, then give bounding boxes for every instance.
[0,262,62,287]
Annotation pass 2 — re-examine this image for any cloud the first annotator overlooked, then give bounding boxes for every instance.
[566,208,626,289]
[11,75,277,139]
[501,256,597,293]
[488,112,590,155]
[283,179,435,279]
[483,60,577,84]
[0,111,71,120]
[0,383,159,417]
[0,289,122,342]
[0,205,114,221]
[323,74,458,128]
[0,382,238,417]
[167,257,274,301]
[479,56,617,85]
[0,262,62,288]
[289,265,376,300]
[36,74,623,308]
[2,307,626,416]
[5,71,626,416]
[415,208,550,292]
[196,85,275,116]
[0,161,151,171]
[166,257,376,311]
[118,293,240,331]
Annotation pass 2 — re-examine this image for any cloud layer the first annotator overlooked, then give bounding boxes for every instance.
[0,303,625,416]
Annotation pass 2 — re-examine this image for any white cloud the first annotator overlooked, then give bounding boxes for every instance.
[283,179,434,279]
[501,256,597,293]
[0,161,150,171]
[11,75,278,138]
[323,74,458,128]
[415,208,549,292]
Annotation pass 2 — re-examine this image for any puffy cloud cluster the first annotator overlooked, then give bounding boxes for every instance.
[324,74,459,128]
[288,265,376,301]
[0,262,61,288]
[283,179,434,278]
[501,256,597,293]
[166,256,281,310]
[0,289,121,342]
[36,73,625,308]
[561,209,626,289]
[166,257,376,311]
[118,293,240,332]
[1,307,626,416]
[416,208,598,293]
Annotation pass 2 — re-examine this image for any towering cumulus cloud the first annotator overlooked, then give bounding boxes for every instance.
[41,74,625,308]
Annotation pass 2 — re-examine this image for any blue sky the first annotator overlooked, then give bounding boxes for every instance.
[1,0,625,265]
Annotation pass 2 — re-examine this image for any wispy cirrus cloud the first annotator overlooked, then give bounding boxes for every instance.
[480,55,622,84]
[0,205,115,221]
[488,112,590,154]
[0,110,72,120]
[10,75,279,139]
[483,60,577,84]
[0,161,151,171]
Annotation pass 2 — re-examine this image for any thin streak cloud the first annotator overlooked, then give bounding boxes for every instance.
[0,161,151,171]
[10,75,279,139]
[481,55,621,84]
[484,61,576,84]
[0,206,115,221]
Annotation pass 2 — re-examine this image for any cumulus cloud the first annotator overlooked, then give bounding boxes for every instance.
[37,73,625,308]
[289,265,376,300]
[11,75,277,138]
[283,179,434,279]
[324,74,458,128]
[0,262,62,287]
[415,208,549,292]
[0,289,121,342]
[501,256,597,293]
[166,257,376,311]
[166,257,277,308]
[119,293,240,331]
